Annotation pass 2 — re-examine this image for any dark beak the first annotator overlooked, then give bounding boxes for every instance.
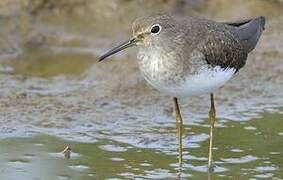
[98,38,138,61]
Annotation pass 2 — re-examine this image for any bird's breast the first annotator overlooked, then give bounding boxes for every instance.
[137,48,187,88]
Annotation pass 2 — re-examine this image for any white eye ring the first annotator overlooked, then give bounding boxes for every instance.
[150,24,162,35]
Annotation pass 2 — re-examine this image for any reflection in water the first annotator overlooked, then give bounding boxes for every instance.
[2,47,95,77]
[0,111,282,179]
[62,146,72,159]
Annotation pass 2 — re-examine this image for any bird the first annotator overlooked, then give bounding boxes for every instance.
[98,13,265,172]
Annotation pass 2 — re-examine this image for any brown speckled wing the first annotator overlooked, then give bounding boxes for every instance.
[200,28,248,71]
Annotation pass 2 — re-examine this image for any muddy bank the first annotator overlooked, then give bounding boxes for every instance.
[0,0,202,53]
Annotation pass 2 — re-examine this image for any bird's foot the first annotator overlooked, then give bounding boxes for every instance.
[208,161,215,173]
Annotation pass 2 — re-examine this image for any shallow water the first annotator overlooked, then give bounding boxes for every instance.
[0,111,282,179]
[0,0,283,179]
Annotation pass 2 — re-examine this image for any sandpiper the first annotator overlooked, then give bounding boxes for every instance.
[99,13,265,172]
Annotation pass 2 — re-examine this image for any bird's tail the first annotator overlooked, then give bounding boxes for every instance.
[225,16,266,52]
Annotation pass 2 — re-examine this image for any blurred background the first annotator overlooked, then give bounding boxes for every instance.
[0,0,282,179]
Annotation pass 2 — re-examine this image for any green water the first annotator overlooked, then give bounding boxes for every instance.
[0,111,282,179]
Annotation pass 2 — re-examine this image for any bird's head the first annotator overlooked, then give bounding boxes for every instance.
[98,13,175,61]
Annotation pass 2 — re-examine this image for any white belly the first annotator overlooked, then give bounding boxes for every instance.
[145,66,236,98]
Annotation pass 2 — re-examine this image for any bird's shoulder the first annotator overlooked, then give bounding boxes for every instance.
[177,16,248,70]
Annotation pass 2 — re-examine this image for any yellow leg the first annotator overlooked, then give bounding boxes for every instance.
[173,97,183,172]
[208,93,216,172]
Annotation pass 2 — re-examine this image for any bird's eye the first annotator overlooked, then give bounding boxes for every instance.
[150,24,162,35]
